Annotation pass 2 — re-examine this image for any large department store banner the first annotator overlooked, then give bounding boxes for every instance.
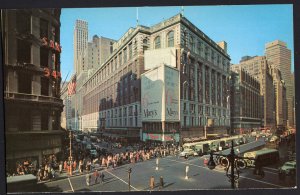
[141,67,163,121]
[141,65,180,122]
[164,66,180,121]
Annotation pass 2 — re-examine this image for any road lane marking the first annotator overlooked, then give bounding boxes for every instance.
[264,167,278,171]
[165,158,285,188]
[104,170,140,191]
[68,177,74,192]
[263,170,278,175]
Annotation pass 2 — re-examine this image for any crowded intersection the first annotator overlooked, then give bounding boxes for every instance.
[7,131,296,192]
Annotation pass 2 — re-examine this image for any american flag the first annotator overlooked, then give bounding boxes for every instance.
[68,75,76,95]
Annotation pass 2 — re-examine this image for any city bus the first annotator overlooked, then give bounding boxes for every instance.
[194,141,211,155]
[243,148,279,167]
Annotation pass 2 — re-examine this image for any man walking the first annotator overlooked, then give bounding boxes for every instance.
[100,171,105,183]
[86,173,91,186]
[159,176,164,190]
[59,162,63,174]
[94,170,100,184]
[149,176,155,190]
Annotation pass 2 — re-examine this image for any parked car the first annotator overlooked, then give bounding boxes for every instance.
[278,161,296,177]
[179,149,198,157]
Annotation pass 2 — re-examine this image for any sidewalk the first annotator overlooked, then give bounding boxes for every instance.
[37,169,102,184]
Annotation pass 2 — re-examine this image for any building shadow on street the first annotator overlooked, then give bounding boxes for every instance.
[7,183,64,193]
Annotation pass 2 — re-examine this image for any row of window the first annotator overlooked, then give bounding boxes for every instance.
[87,39,138,91]
[183,116,228,127]
[6,109,60,132]
[106,117,139,127]
[154,30,174,49]
[183,103,227,116]
[181,31,230,70]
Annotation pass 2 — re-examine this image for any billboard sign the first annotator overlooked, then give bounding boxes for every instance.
[141,68,163,121]
[141,65,180,122]
[165,66,180,121]
[142,133,179,142]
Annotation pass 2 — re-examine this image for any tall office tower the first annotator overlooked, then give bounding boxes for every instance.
[74,19,88,75]
[230,66,262,134]
[3,9,64,174]
[80,35,116,72]
[71,35,116,131]
[270,68,287,129]
[232,56,275,128]
[265,40,294,128]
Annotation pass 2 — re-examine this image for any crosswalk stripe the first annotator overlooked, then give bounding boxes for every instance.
[104,169,140,191]
[165,158,285,188]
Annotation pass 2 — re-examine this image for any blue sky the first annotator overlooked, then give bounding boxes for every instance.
[60,5,294,81]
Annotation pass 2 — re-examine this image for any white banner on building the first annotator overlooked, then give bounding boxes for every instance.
[165,66,180,121]
[141,68,163,121]
[141,64,180,122]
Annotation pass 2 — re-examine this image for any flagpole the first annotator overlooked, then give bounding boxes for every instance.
[136,7,139,26]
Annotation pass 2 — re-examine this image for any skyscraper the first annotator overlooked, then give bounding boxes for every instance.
[232,56,275,128]
[74,19,88,75]
[265,40,294,127]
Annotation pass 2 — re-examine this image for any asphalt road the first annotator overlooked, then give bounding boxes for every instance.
[40,139,296,192]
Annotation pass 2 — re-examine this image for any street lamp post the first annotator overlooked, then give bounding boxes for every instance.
[156,158,159,170]
[69,131,73,176]
[207,140,264,189]
[185,165,189,179]
[127,168,132,191]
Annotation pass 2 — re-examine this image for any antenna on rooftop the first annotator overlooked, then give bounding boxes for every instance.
[181,6,184,16]
[136,7,139,26]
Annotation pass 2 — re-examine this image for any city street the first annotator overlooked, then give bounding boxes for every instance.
[39,139,296,192]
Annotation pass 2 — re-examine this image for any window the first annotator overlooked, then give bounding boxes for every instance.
[123,47,127,63]
[205,45,209,60]
[129,43,132,59]
[154,36,161,49]
[18,72,31,94]
[40,18,48,38]
[119,53,122,66]
[110,42,114,53]
[40,47,48,68]
[41,111,49,130]
[190,36,195,52]
[197,41,201,54]
[16,11,31,34]
[18,108,31,131]
[115,57,118,69]
[17,39,31,64]
[167,31,174,47]
[41,77,49,96]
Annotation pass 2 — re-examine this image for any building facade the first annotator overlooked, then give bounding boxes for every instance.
[230,66,262,134]
[80,35,116,72]
[232,56,275,129]
[270,67,287,129]
[71,31,116,131]
[60,81,72,130]
[74,19,88,75]
[265,40,295,128]
[2,9,64,173]
[80,14,231,143]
